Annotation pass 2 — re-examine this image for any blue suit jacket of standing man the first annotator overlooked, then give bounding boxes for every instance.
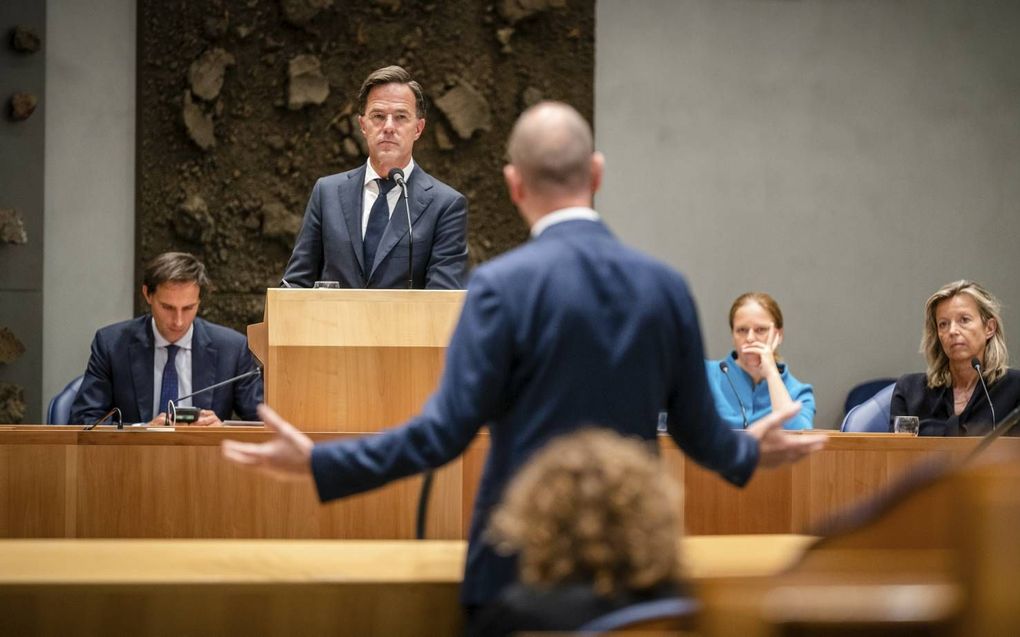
[69,315,263,424]
[281,164,468,289]
[308,217,760,607]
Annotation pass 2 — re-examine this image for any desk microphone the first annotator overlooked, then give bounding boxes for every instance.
[971,357,996,428]
[719,360,749,429]
[388,167,413,290]
[84,407,123,431]
[165,367,262,425]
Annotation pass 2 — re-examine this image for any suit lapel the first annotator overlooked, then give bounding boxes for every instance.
[340,167,367,279]
[191,319,217,411]
[129,317,155,421]
[369,169,433,279]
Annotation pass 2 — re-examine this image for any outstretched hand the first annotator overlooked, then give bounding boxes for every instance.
[747,401,826,468]
[221,404,314,481]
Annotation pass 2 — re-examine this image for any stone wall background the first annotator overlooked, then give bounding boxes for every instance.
[137,0,595,332]
[1,4,46,423]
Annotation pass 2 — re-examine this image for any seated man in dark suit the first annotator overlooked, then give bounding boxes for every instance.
[282,65,468,290]
[69,252,262,426]
[223,102,825,613]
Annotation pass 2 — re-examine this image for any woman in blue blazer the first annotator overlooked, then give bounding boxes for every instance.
[705,292,815,430]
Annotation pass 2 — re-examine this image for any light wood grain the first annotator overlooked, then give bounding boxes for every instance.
[4,427,1019,541]
[0,535,808,637]
[259,288,465,432]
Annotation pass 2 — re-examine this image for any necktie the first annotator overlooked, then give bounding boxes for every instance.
[158,344,179,416]
[364,177,397,274]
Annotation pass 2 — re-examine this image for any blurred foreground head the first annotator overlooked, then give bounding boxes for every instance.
[487,428,682,596]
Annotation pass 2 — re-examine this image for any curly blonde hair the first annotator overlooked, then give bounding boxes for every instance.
[921,280,1008,388]
[486,428,683,596]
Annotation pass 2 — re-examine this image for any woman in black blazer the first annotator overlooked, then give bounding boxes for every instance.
[891,280,1020,436]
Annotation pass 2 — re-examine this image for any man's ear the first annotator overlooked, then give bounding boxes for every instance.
[503,164,524,204]
[141,285,152,304]
[590,151,605,194]
[413,117,425,140]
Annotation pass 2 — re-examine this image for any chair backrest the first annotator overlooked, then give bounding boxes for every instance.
[47,375,84,425]
[844,377,898,416]
[577,597,700,634]
[840,383,896,433]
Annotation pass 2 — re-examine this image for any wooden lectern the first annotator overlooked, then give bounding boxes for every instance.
[247,288,466,432]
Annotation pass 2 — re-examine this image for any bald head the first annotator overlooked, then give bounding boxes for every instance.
[506,102,595,197]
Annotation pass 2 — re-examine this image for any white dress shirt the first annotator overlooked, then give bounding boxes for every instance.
[530,206,601,238]
[151,319,193,417]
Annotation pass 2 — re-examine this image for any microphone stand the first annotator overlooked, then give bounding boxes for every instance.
[165,367,262,426]
[391,167,431,538]
[720,361,750,428]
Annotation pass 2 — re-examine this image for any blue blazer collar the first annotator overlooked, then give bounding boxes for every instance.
[532,217,611,242]
[340,165,368,277]
[190,318,217,410]
[128,316,155,421]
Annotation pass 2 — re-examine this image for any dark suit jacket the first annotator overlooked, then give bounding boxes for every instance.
[282,164,468,289]
[890,369,1020,436]
[308,219,759,606]
[69,316,263,424]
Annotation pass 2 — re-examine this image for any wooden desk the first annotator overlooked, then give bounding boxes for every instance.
[2,426,1017,539]
[0,535,813,637]
[0,426,474,540]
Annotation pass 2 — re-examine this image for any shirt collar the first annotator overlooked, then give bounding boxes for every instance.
[152,318,194,351]
[364,158,416,189]
[530,206,601,238]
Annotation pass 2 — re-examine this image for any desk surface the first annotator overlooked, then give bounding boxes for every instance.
[0,535,814,584]
[0,535,815,637]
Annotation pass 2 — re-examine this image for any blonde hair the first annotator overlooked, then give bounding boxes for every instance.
[487,428,682,596]
[922,280,1008,388]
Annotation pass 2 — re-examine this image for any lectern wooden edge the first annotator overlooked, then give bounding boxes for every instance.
[248,288,465,433]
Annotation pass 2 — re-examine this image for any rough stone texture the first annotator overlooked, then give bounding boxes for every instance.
[279,0,335,27]
[0,208,28,245]
[0,382,26,424]
[0,327,26,364]
[434,82,492,140]
[138,1,593,333]
[499,0,568,24]
[521,86,544,109]
[287,55,330,110]
[434,121,454,151]
[175,192,216,242]
[261,200,301,245]
[182,91,215,150]
[9,92,37,121]
[189,48,236,101]
[11,25,42,53]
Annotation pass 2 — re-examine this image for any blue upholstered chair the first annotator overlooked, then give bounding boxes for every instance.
[46,375,84,425]
[843,377,898,416]
[840,382,896,433]
[577,597,700,634]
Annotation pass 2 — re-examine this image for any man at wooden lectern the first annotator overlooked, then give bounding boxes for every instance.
[280,65,468,290]
[223,103,824,613]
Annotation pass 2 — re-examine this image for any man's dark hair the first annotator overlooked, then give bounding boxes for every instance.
[142,252,211,294]
[357,65,426,119]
